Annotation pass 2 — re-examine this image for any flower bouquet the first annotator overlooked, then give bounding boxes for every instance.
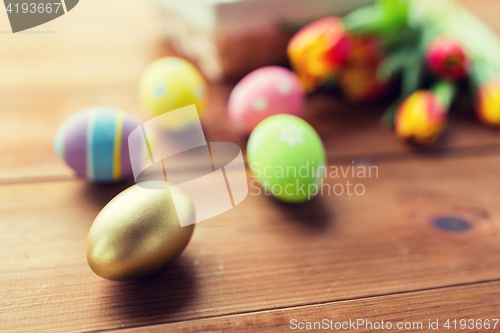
[287,0,500,145]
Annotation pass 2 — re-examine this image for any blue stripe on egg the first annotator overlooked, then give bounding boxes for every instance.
[88,108,118,182]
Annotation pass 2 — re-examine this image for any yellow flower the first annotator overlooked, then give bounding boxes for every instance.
[396,91,448,145]
[477,80,500,126]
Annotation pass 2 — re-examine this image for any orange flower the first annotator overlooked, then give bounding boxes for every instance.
[287,17,351,92]
[338,65,391,103]
[347,35,384,68]
[477,80,500,126]
[338,35,390,103]
[395,91,448,145]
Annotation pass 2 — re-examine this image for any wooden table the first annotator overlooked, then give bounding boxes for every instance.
[1,0,500,332]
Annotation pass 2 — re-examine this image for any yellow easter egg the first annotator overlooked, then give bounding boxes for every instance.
[86,181,195,281]
[138,57,207,130]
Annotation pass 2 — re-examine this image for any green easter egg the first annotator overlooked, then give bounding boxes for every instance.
[247,114,326,203]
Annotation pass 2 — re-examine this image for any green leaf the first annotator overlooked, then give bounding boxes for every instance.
[344,0,409,36]
[430,80,457,108]
[382,27,420,51]
[343,5,386,34]
[379,0,410,32]
[401,48,424,96]
[378,47,415,80]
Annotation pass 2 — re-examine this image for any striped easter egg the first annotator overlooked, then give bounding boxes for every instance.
[54,107,142,183]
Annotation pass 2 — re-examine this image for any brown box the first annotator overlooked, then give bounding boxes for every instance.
[153,0,374,81]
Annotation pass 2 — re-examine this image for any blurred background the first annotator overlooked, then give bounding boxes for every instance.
[2,1,500,331]
[1,0,499,184]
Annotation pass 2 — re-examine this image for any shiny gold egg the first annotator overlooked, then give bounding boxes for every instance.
[86,181,195,281]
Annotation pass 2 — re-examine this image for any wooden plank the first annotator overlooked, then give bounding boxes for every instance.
[0,94,143,182]
[0,0,164,94]
[0,0,497,95]
[3,85,500,183]
[121,281,500,332]
[2,153,500,332]
[1,0,500,183]
[1,1,500,333]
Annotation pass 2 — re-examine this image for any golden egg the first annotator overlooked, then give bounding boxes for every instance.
[86,181,195,281]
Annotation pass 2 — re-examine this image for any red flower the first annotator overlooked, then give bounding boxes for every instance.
[426,36,470,81]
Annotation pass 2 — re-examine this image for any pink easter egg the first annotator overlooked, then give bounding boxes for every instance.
[228,66,306,134]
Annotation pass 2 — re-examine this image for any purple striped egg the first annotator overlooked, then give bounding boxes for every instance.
[54,107,142,183]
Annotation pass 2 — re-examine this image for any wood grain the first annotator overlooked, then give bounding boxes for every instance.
[1,1,500,183]
[3,86,500,183]
[2,0,500,332]
[2,154,500,332]
[122,281,500,332]
[0,0,163,93]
